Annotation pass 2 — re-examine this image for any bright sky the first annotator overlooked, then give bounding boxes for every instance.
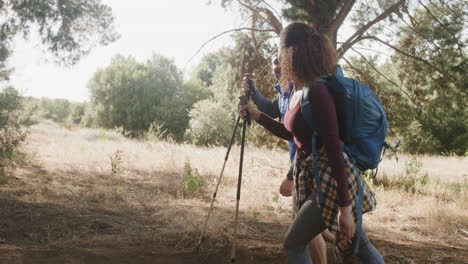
[7,1,246,102]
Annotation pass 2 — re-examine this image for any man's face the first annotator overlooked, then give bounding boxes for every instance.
[271,52,281,80]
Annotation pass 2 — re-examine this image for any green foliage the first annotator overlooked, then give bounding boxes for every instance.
[109,149,125,176]
[0,0,118,76]
[189,52,222,87]
[399,120,439,154]
[70,102,88,124]
[393,1,467,155]
[0,87,31,175]
[418,96,468,155]
[88,54,207,141]
[185,99,235,146]
[182,157,201,198]
[81,104,99,128]
[345,1,467,155]
[38,98,71,123]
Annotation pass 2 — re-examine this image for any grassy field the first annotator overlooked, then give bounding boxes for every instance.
[0,121,467,263]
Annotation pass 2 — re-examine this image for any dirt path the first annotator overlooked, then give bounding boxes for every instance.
[1,125,467,263]
[1,166,467,264]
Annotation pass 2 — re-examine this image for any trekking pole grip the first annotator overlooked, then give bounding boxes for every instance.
[238,94,251,125]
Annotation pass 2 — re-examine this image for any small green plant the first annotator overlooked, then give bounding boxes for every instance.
[109,150,125,176]
[182,157,201,198]
[0,169,7,185]
[406,155,422,175]
[272,192,279,203]
[65,187,77,199]
[145,121,167,144]
[191,137,199,146]
[99,130,108,141]
[113,126,132,137]
[251,211,259,221]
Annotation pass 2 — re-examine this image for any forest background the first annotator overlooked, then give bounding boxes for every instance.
[1,0,467,159]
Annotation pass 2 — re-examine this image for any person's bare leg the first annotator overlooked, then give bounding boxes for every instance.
[307,235,327,264]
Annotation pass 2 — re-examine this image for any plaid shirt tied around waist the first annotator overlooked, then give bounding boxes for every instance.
[294,147,377,251]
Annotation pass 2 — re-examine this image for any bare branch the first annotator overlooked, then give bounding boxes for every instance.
[188,27,276,62]
[350,46,407,62]
[338,0,406,57]
[251,12,260,56]
[261,0,282,25]
[340,35,374,56]
[236,0,282,35]
[329,0,357,35]
[259,7,283,35]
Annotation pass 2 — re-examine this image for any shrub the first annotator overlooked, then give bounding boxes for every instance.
[0,87,31,176]
[185,99,235,146]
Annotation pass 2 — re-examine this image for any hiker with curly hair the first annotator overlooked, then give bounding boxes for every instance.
[239,22,384,264]
[242,49,334,263]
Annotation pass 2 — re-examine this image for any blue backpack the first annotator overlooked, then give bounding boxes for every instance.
[300,73,397,173]
[300,69,399,254]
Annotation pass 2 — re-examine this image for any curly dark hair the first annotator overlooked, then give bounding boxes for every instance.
[279,22,337,92]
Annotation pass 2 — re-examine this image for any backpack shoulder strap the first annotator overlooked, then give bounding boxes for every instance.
[300,86,319,132]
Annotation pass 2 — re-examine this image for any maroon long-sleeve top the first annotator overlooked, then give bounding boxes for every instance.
[257,82,350,207]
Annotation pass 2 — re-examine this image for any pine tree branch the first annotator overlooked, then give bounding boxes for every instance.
[329,0,356,35]
[367,35,453,83]
[188,27,276,62]
[351,47,414,101]
[338,0,406,58]
[398,9,443,56]
[341,56,378,90]
[437,0,468,23]
[418,0,465,57]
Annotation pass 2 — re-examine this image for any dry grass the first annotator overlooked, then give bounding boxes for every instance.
[1,120,467,263]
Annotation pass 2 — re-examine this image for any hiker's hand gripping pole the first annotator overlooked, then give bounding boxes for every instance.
[231,74,254,263]
[238,74,261,124]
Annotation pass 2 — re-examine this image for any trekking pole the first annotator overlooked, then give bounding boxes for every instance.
[231,91,251,263]
[196,115,241,249]
[230,113,247,263]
